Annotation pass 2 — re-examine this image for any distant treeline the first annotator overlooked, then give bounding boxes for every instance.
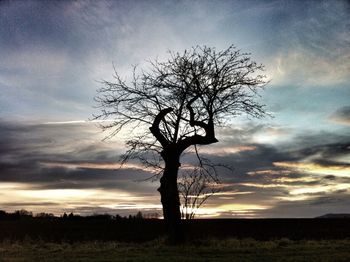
[0,209,160,221]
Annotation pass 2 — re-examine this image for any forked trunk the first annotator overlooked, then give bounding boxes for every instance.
[158,154,183,243]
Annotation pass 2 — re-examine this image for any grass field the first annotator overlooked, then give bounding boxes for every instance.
[1,238,350,262]
[2,218,350,242]
[1,218,350,261]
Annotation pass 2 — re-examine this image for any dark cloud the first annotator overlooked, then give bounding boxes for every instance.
[278,130,350,164]
[0,201,60,207]
[0,121,155,194]
[330,106,350,126]
[1,118,350,217]
[0,1,116,55]
[186,128,350,217]
[257,191,350,218]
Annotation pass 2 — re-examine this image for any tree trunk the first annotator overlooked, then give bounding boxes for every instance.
[158,153,183,243]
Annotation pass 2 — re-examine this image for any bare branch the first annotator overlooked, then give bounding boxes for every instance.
[149,107,173,147]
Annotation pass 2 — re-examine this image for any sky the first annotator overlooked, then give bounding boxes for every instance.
[0,0,349,218]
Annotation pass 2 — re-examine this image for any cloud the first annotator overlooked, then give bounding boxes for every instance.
[269,48,350,87]
[214,124,292,146]
[274,161,350,177]
[1,117,350,217]
[288,183,350,196]
[194,145,257,156]
[0,182,161,216]
[200,128,350,217]
[266,0,350,87]
[329,106,350,126]
[247,169,291,176]
[39,161,149,172]
[258,189,350,218]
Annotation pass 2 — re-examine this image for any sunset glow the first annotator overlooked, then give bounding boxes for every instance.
[274,162,350,177]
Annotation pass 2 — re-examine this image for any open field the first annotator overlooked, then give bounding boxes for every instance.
[1,218,350,261]
[1,218,350,242]
[1,238,350,261]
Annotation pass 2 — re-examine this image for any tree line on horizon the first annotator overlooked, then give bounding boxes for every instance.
[0,209,160,220]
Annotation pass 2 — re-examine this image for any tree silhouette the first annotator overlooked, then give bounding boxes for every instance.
[178,167,220,220]
[94,45,267,242]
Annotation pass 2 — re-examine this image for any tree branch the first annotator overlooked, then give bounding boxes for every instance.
[149,107,173,147]
[178,96,218,152]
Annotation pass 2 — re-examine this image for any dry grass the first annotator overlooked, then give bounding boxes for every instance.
[1,238,350,261]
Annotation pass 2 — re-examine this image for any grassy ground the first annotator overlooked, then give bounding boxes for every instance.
[1,238,350,262]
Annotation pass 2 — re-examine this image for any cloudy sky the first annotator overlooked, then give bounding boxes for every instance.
[0,0,349,218]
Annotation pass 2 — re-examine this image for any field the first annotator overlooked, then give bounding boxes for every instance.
[1,218,350,241]
[1,218,350,261]
[1,238,350,261]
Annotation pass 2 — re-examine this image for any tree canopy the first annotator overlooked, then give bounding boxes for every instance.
[94,45,267,171]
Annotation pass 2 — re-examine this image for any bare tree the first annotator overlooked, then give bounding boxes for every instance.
[94,45,268,242]
[178,167,220,220]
